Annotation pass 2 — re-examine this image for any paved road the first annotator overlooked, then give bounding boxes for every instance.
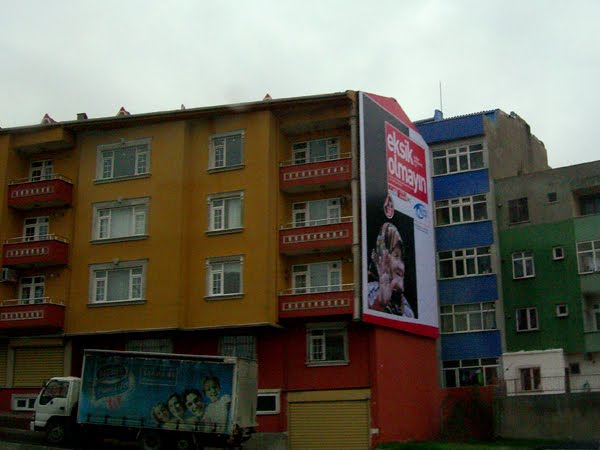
[0,427,138,450]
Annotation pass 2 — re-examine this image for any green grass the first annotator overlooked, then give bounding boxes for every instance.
[376,439,573,450]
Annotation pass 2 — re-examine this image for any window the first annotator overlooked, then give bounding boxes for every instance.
[30,160,53,181]
[516,307,538,331]
[432,143,484,176]
[39,379,69,406]
[547,192,557,203]
[96,138,150,181]
[292,137,339,164]
[209,130,244,170]
[208,192,243,232]
[556,304,569,317]
[125,338,173,353]
[577,240,600,274]
[435,194,487,226]
[519,367,541,392]
[293,198,340,227]
[220,336,256,360]
[19,276,45,304]
[257,389,281,415]
[206,256,243,297]
[443,358,499,388]
[592,303,600,332]
[579,193,600,216]
[438,246,492,279]
[292,261,341,293]
[12,394,37,411]
[306,323,348,366]
[508,198,529,224]
[512,251,535,279]
[440,301,496,333]
[553,247,564,260]
[92,198,148,241]
[90,260,147,304]
[23,216,49,241]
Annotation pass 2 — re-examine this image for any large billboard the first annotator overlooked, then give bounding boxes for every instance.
[359,92,438,338]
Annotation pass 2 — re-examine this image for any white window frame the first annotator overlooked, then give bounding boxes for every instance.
[556,304,569,317]
[432,142,484,176]
[206,256,244,298]
[519,366,542,392]
[508,197,530,224]
[512,251,535,279]
[516,307,539,332]
[292,137,340,164]
[442,358,499,388]
[23,216,49,241]
[256,389,281,415]
[96,138,151,181]
[207,191,244,232]
[577,240,600,274]
[437,246,493,279]
[89,259,148,305]
[552,247,565,260]
[292,198,341,227]
[440,301,497,334]
[306,322,348,366]
[18,276,45,304]
[292,261,341,294]
[92,198,149,242]
[30,160,53,181]
[208,130,245,170]
[11,394,38,411]
[219,335,256,360]
[435,194,488,226]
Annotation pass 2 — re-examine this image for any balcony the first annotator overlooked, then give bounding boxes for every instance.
[279,284,354,319]
[279,154,352,193]
[0,298,65,332]
[3,235,69,268]
[12,127,74,154]
[8,175,73,210]
[280,217,353,254]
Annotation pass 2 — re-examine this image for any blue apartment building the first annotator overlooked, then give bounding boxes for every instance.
[416,109,550,388]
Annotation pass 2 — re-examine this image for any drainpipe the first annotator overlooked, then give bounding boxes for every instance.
[350,97,361,321]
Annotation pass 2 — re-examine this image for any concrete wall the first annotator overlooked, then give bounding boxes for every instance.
[495,392,600,440]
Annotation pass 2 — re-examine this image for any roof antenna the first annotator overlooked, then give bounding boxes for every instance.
[439,81,443,114]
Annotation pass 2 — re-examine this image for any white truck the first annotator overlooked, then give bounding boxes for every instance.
[31,350,258,449]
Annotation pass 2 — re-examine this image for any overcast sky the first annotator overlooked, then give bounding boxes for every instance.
[1,0,597,168]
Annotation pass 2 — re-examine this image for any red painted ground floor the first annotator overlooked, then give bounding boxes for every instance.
[1,320,441,448]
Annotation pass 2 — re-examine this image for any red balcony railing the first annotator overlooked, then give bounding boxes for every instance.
[0,298,65,331]
[279,284,354,319]
[3,235,69,268]
[8,175,73,210]
[280,154,352,192]
[279,217,353,254]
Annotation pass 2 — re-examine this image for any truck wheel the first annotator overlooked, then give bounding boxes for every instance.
[46,418,67,445]
[175,436,192,450]
[139,430,163,450]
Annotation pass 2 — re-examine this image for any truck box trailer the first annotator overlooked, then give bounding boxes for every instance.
[31,350,258,449]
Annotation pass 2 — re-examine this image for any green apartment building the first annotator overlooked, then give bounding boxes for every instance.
[495,160,600,395]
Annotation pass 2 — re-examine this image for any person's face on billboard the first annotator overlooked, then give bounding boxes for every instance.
[204,379,220,402]
[168,394,184,418]
[185,391,204,417]
[389,245,405,293]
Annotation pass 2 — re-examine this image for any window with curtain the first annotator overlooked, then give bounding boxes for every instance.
[208,192,243,232]
[206,256,243,297]
[90,260,147,304]
[292,261,341,294]
[93,198,149,241]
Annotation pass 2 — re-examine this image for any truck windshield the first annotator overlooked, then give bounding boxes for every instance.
[39,380,70,405]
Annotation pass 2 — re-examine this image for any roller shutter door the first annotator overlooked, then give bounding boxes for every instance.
[0,342,7,386]
[13,347,63,387]
[289,399,370,450]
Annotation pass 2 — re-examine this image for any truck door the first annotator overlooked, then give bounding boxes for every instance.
[35,379,72,424]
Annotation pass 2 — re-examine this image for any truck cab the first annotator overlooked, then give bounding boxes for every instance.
[31,376,81,444]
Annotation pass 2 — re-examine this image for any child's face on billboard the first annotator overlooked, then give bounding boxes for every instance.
[204,380,220,402]
[186,392,204,416]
